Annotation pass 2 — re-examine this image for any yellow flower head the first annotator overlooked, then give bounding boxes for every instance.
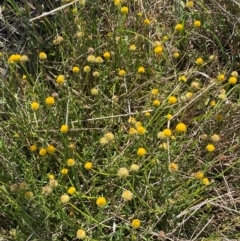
[132,219,141,229]
[91,87,99,96]
[20,55,28,62]
[195,57,204,66]
[83,65,91,73]
[129,44,136,51]
[166,113,173,120]
[228,76,237,85]
[119,69,126,77]
[60,124,69,133]
[154,46,163,55]
[47,145,56,154]
[121,6,128,14]
[56,75,65,84]
[138,66,145,74]
[178,75,187,82]
[67,158,75,167]
[68,186,76,195]
[25,191,34,199]
[39,148,47,156]
[151,88,159,95]
[45,97,55,106]
[173,52,180,59]
[128,116,136,124]
[194,20,201,28]
[72,66,80,73]
[122,190,133,201]
[211,134,220,142]
[186,1,194,7]
[61,168,68,175]
[137,126,146,135]
[84,162,93,170]
[60,194,70,204]
[195,171,204,179]
[202,177,210,185]
[206,144,215,152]
[31,101,40,111]
[175,123,187,133]
[96,197,107,207]
[30,144,37,152]
[95,56,104,63]
[76,229,86,240]
[168,96,177,104]
[217,74,225,82]
[175,23,183,31]
[129,127,137,135]
[168,163,178,172]
[100,137,109,145]
[103,51,111,59]
[104,132,115,142]
[8,54,21,64]
[117,167,129,178]
[153,99,160,107]
[162,128,172,137]
[39,52,47,60]
[48,174,55,180]
[137,147,146,156]
[130,164,140,172]
[143,18,151,25]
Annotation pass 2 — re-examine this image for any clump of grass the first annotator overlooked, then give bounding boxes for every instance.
[1,0,240,240]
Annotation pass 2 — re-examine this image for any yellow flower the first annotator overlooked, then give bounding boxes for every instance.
[91,87,99,96]
[122,190,133,201]
[144,112,151,117]
[76,229,86,240]
[96,197,107,207]
[132,219,141,229]
[175,23,183,31]
[195,171,204,179]
[68,143,75,150]
[137,126,146,135]
[129,44,136,51]
[121,6,128,14]
[114,0,121,6]
[53,35,64,44]
[68,186,76,195]
[210,100,216,106]
[60,124,69,133]
[194,20,201,28]
[56,75,65,84]
[173,52,180,59]
[49,179,58,188]
[67,158,75,167]
[128,116,136,124]
[87,55,96,62]
[159,142,167,150]
[96,56,104,63]
[143,18,150,25]
[175,123,187,133]
[153,99,160,106]
[60,194,70,204]
[185,92,193,99]
[157,131,166,139]
[154,46,163,55]
[93,71,100,78]
[137,147,146,156]
[119,69,126,76]
[168,96,177,104]
[137,66,145,74]
[20,55,28,62]
[47,145,56,154]
[30,144,37,152]
[61,168,68,175]
[25,191,34,199]
[217,74,225,82]
[103,51,111,59]
[129,127,137,135]
[45,97,55,106]
[104,132,115,142]
[186,1,193,7]
[202,177,210,185]
[48,174,55,180]
[211,134,220,142]
[31,101,39,111]
[195,57,204,66]
[162,128,172,137]
[117,167,129,178]
[166,114,173,120]
[100,137,109,145]
[8,54,21,64]
[168,163,178,172]
[151,88,159,95]
[206,144,215,152]
[178,75,187,82]
[130,164,140,172]
[39,148,47,156]
[228,76,237,85]
[39,52,47,60]
[72,66,80,73]
[84,162,93,170]
[231,71,238,77]
[83,65,91,73]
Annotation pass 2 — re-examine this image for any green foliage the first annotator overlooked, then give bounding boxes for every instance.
[1,0,240,240]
